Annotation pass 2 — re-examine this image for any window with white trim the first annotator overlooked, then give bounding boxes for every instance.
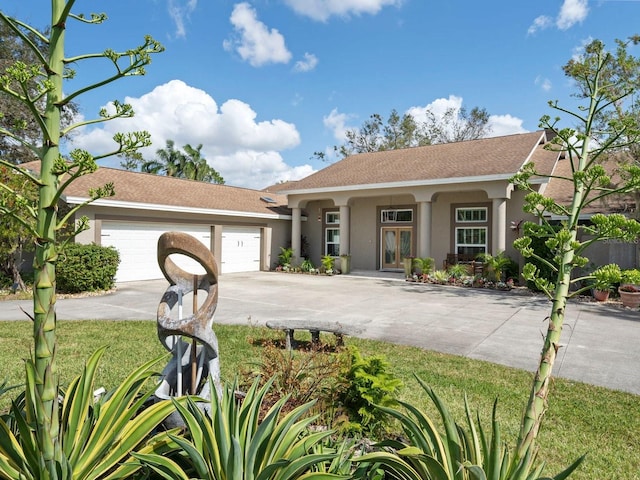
[455,227,487,256]
[325,211,340,256]
[381,208,413,223]
[456,207,487,223]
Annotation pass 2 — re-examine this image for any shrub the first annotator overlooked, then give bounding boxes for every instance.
[56,243,120,293]
[334,346,403,437]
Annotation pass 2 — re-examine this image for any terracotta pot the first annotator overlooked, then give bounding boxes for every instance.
[593,289,610,302]
[618,286,640,309]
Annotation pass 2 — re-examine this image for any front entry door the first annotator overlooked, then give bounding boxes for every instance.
[382,227,413,269]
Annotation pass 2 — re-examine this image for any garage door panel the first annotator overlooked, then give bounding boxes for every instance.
[102,221,210,282]
[221,227,261,274]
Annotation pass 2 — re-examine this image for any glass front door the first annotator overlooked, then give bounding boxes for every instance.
[382,227,412,269]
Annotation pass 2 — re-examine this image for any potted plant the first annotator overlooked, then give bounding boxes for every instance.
[619,269,640,308]
[591,264,621,302]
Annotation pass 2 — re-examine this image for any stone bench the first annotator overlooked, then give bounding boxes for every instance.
[265,320,363,350]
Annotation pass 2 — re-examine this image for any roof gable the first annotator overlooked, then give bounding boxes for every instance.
[285,131,558,192]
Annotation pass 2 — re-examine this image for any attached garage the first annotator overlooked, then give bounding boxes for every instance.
[101,221,212,282]
[220,226,261,274]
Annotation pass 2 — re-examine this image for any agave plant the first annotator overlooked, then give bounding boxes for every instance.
[137,376,352,479]
[353,376,584,480]
[0,348,183,480]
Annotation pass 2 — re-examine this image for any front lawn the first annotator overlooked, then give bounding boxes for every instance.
[0,320,637,479]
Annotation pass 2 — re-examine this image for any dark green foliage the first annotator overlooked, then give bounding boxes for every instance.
[336,346,403,437]
[56,243,120,293]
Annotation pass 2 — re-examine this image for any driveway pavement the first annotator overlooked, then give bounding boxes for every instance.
[1,271,639,395]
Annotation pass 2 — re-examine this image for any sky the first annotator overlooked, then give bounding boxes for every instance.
[4,0,640,189]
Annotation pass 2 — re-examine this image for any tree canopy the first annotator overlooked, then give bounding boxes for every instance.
[315,104,491,161]
[121,139,225,184]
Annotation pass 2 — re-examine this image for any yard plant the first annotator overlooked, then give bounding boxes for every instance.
[0,2,163,477]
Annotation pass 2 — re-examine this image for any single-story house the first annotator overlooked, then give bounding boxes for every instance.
[277,130,638,271]
[22,163,294,282]
[20,129,637,282]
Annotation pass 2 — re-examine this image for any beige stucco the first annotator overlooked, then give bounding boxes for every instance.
[289,179,535,272]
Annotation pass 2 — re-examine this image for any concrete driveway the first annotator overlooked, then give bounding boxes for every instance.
[1,271,639,395]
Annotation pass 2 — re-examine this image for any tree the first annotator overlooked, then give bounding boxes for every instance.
[0,20,78,165]
[511,37,640,465]
[315,104,491,161]
[0,164,36,290]
[122,138,225,183]
[0,3,163,476]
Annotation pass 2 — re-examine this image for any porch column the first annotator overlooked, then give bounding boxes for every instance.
[492,198,507,254]
[291,207,302,263]
[418,201,431,257]
[339,205,350,256]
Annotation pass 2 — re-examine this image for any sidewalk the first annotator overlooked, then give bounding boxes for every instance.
[1,271,639,395]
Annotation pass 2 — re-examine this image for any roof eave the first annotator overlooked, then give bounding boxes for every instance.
[282,173,518,195]
[64,196,293,220]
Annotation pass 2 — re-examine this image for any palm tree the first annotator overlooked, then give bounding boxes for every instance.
[183,143,224,184]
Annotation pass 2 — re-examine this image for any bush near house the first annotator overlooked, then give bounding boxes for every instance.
[56,243,120,293]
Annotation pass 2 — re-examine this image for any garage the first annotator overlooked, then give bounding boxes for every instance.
[101,221,212,282]
[220,226,261,274]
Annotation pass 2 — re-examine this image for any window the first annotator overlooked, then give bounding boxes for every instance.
[325,228,340,256]
[381,209,413,223]
[326,212,340,224]
[456,207,487,223]
[455,227,487,256]
[325,211,340,256]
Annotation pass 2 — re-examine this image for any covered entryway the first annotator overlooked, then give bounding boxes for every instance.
[101,221,211,282]
[381,227,413,269]
[220,226,261,274]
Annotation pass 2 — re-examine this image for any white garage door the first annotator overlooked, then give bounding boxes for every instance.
[221,226,261,274]
[101,221,211,282]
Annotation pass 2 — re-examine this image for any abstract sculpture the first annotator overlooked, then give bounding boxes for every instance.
[155,231,222,401]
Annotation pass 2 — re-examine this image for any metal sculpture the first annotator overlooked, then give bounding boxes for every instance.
[155,231,222,401]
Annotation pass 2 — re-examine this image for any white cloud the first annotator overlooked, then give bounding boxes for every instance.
[283,0,402,22]
[535,75,552,91]
[294,53,319,72]
[406,95,463,123]
[407,95,527,139]
[323,108,354,141]
[486,115,528,137]
[223,2,292,67]
[528,0,588,34]
[167,0,197,38]
[557,0,589,30]
[527,15,552,35]
[70,79,310,189]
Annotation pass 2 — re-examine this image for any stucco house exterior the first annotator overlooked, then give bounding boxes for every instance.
[22,129,636,282]
[279,130,562,271]
[23,164,294,282]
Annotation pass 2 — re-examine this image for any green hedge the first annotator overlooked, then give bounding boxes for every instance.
[56,243,120,293]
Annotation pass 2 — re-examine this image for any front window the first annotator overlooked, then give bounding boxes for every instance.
[325,211,340,256]
[456,207,487,223]
[455,227,487,256]
[325,228,340,256]
[381,208,413,223]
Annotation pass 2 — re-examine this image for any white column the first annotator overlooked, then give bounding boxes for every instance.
[291,207,301,263]
[418,201,432,258]
[339,205,350,256]
[492,198,507,254]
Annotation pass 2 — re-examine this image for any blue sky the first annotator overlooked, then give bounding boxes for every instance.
[5,0,640,189]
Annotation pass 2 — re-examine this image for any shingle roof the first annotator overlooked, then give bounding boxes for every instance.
[20,162,291,217]
[544,154,636,216]
[284,131,559,192]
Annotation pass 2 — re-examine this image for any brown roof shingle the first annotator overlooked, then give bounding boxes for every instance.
[21,163,291,217]
[284,131,558,191]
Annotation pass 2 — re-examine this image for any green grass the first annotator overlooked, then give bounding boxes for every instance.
[0,320,638,480]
